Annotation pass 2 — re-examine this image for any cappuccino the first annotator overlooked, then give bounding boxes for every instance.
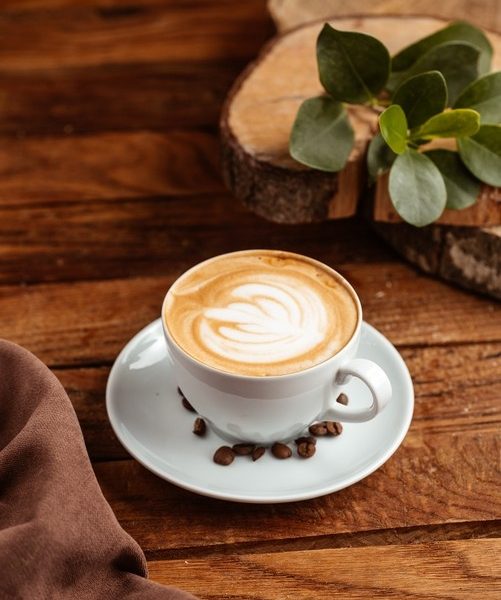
[163,251,358,376]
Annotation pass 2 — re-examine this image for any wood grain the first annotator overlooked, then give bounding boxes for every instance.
[0,1,272,72]
[148,539,501,599]
[0,61,243,135]
[0,131,222,205]
[93,426,500,554]
[59,341,501,461]
[1,262,500,366]
[0,202,390,284]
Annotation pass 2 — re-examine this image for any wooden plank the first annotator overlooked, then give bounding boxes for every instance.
[0,62,241,135]
[143,521,501,558]
[147,539,501,599]
[57,366,122,460]
[1,263,499,366]
[0,0,217,11]
[59,342,501,461]
[0,1,271,72]
[0,202,390,284]
[93,427,500,554]
[0,131,222,205]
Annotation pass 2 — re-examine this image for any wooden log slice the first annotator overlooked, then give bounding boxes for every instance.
[220,17,390,224]
[221,15,501,297]
[373,222,501,299]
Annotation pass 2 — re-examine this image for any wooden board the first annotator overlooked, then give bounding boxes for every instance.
[2,261,500,366]
[149,540,501,598]
[0,204,389,284]
[94,423,500,555]
[0,1,271,136]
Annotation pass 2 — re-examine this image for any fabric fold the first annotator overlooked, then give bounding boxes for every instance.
[0,339,196,600]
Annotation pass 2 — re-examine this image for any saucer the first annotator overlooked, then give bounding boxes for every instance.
[106,319,414,503]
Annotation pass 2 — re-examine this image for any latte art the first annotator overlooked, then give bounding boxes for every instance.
[164,251,359,376]
[202,280,327,364]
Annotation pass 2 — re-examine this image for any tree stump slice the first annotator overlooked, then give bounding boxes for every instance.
[220,17,393,224]
[373,222,501,299]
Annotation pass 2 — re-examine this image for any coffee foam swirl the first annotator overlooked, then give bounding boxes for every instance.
[164,252,358,376]
[201,279,327,364]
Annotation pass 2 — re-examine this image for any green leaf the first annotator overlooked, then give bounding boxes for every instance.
[289,96,354,172]
[317,23,390,103]
[379,105,408,154]
[454,72,501,123]
[458,124,501,186]
[393,71,447,128]
[410,109,480,140]
[389,149,447,226]
[390,42,480,105]
[392,21,492,74]
[367,133,397,181]
[426,149,480,209]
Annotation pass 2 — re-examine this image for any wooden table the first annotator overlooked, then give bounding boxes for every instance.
[0,1,500,597]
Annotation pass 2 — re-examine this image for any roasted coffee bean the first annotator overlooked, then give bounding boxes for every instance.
[232,443,255,456]
[325,421,343,436]
[271,442,292,459]
[336,393,349,406]
[252,446,266,462]
[294,435,316,446]
[297,441,316,458]
[182,396,196,413]
[193,417,206,436]
[213,446,235,466]
[309,422,328,436]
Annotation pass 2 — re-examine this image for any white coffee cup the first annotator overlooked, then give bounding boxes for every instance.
[162,252,391,444]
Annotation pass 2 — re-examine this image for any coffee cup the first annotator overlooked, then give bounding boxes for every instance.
[162,250,391,444]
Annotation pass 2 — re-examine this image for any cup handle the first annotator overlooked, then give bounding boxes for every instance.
[320,358,392,423]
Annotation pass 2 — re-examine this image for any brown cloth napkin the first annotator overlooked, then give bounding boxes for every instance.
[0,340,197,600]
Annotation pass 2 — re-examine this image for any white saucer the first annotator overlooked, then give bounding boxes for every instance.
[106,319,414,503]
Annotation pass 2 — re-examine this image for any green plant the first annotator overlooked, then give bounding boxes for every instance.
[289,21,501,226]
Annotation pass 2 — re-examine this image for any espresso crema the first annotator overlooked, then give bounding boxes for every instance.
[164,251,359,376]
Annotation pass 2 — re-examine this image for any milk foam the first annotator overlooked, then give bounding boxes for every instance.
[164,251,358,376]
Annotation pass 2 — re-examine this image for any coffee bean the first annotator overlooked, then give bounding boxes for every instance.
[252,446,266,462]
[297,441,316,458]
[271,442,292,459]
[294,436,316,446]
[337,393,349,406]
[309,422,328,436]
[182,396,196,413]
[325,421,343,436]
[193,417,206,436]
[232,443,255,456]
[213,446,235,466]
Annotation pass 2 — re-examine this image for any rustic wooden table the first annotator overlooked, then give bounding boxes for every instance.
[0,1,500,598]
